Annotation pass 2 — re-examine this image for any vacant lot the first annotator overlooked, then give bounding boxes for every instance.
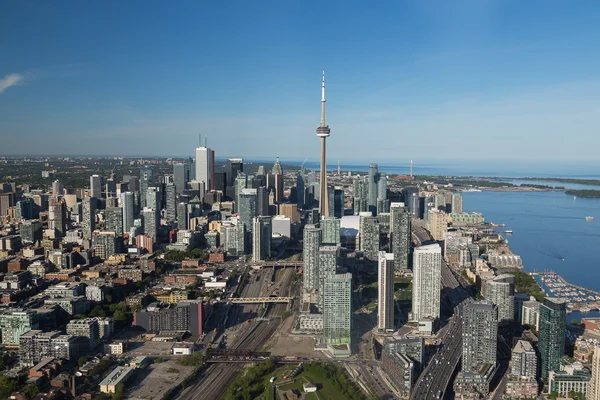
[126,359,194,400]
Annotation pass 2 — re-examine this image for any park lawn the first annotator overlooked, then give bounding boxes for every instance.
[276,369,348,400]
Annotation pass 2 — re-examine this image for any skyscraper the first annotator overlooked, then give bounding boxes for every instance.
[105,207,123,236]
[412,243,441,322]
[256,186,269,216]
[173,163,189,195]
[451,193,463,214]
[146,187,161,223]
[323,273,352,345]
[390,203,411,272]
[48,198,67,238]
[82,197,97,241]
[142,207,157,240]
[368,163,379,214]
[316,70,331,218]
[139,165,153,209]
[321,217,341,246]
[511,340,537,378]
[378,252,395,332]
[177,202,189,230]
[486,274,515,323]
[195,145,210,192]
[165,183,177,224]
[359,212,380,262]
[227,158,243,187]
[539,297,567,379]
[318,246,340,310]
[90,175,103,199]
[252,216,272,262]
[120,192,134,234]
[462,301,498,372]
[238,188,257,253]
[303,225,322,292]
[589,345,600,400]
[297,167,305,210]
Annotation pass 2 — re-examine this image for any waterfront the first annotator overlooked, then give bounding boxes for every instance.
[462,190,600,294]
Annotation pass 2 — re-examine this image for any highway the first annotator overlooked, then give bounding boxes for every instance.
[410,261,473,400]
[176,266,295,400]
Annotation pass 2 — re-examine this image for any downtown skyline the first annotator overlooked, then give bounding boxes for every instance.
[2,1,600,162]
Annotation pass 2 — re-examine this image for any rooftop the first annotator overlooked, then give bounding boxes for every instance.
[99,366,133,387]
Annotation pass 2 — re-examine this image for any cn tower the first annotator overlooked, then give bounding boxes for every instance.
[316,70,331,217]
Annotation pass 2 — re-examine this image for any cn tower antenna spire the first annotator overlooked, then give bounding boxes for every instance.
[320,69,327,127]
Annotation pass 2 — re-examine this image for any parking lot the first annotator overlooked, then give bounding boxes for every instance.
[126,359,194,400]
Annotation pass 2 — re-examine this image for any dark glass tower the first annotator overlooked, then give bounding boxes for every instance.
[539,297,566,379]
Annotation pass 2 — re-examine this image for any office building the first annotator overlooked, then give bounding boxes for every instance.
[0,192,15,216]
[486,274,515,323]
[105,207,123,236]
[133,301,210,335]
[511,340,537,378]
[90,174,103,198]
[82,197,97,241]
[19,219,43,244]
[139,165,153,209]
[359,212,380,262]
[323,273,352,345]
[257,186,269,216]
[321,217,340,246]
[390,203,411,272]
[195,146,210,192]
[165,183,177,224]
[238,188,257,252]
[303,225,322,292]
[120,192,134,234]
[173,163,189,195]
[252,216,272,262]
[0,310,39,346]
[316,70,330,217]
[297,167,305,209]
[48,198,67,238]
[539,297,567,379]
[177,202,189,230]
[19,330,77,366]
[16,198,37,220]
[462,301,498,372]
[378,252,395,332]
[412,244,442,322]
[368,163,379,214]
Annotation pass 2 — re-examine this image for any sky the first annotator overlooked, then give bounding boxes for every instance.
[1,1,600,164]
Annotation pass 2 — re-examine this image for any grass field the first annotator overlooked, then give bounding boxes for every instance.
[256,365,348,400]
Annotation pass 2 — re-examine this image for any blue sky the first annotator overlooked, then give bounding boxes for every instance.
[1,1,600,163]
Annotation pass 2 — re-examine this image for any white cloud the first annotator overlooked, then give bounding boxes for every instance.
[0,73,24,94]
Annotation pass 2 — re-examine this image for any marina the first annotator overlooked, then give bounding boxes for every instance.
[532,271,600,312]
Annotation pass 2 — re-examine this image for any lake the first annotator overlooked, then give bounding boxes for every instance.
[462,190,600,294]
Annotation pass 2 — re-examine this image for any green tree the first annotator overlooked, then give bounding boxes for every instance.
[23,383,39,399]
[89,305,107,318]
[0,375,17,399]
[112,383,125,400]
[112,310,129,322]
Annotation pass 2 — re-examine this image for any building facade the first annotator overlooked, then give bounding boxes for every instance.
[412,244,442,322]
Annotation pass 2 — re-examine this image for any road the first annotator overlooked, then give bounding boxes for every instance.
[410,261,474,400]
[176,266,295,400]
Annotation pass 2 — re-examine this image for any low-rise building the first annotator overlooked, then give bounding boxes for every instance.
[104,340,127,355]
[548,361,590,398]
[99,366,134,394]
[505,376,538,399]
[171,342,195,355]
